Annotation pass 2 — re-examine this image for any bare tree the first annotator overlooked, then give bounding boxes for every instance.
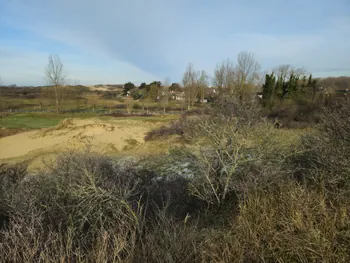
[182,63,198,110]
[274,64,291,82]
[160,77,170,113]
[213,59,235,96]
[274,64,307,81]
[213,62,226,90]
[198,70,209,103]
[291,67,307,79]
[45,54,66,113]
[235,51,261,100]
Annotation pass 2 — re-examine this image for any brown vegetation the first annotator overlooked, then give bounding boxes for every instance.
[1,98,350,262]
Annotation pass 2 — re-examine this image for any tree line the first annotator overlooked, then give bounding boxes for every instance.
[37,52,350,113]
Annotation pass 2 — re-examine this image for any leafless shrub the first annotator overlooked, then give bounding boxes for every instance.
[201,181,350,263]
[291,102,350,197]
[0,150,205,262]
[182,115,289,208]
[0,163,27,229]
[2,101,350,262]
[212,96,262,125]
[135,217,202,262]
[144,120,185,141]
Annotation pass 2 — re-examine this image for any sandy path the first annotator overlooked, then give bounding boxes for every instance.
[0,118,152,161]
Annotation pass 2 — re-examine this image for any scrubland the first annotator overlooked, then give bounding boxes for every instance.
[0,97,349,262]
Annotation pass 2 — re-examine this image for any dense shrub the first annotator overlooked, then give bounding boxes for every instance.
[291,102,350,197]
[0,151,205,262]
[201,182,350,262]
[0,163,27,229]
[266,99,323,128]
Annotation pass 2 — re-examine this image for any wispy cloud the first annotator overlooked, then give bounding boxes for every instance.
[0,0,349,85]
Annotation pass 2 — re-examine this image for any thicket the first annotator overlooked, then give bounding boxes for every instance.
[0,99,350,262]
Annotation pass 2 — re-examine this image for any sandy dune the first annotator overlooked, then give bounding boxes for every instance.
[0,118,151,162]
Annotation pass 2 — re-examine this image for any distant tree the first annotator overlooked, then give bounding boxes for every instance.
[160,78,170,113]
[274,65,291,81]
[306,74,317,101]
[198,70,209,103]
[213,59,235,97]
[183,63,198,110]
[149,81,162,87]
[307,74,313,88]
[148,83,159,103]
[291,67,307,79]
[213,62,226,92]
[287,74,300,99]
[169,83,182,92]
[130,89,142,100]
[123,82,135,96]
[45,54,66,113]
[235,51,261,100]
[301,75,307,90]
[262,73,276,108]
[138,82,147,90]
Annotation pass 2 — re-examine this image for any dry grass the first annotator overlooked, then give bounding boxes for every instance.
[1,102,350,262]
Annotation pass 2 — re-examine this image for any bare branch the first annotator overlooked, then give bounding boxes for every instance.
[182,63,198,110]
[213,59,235,96]
[45,54,66,113]
[235,51,261,99]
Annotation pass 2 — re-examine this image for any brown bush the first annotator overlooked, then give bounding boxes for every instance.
[201,182,350,263]
[1,101,350,262]
[291,101,350,196]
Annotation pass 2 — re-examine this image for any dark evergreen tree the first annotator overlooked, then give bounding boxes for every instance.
[123,82,136,96]
[138,82,147,90]
[262,73,276,108]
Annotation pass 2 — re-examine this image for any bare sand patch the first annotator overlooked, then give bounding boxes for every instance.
[0,118,154,167]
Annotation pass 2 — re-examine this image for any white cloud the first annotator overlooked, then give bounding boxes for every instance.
[0,0,349,85]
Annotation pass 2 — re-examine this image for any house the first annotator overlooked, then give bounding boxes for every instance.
[170,90,185,101]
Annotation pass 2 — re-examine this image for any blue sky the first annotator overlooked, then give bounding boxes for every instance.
[0,0,349,86]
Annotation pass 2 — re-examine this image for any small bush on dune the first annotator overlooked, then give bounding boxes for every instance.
[144,114,202,141]
[183,116,289,204]
[144,119,185,141]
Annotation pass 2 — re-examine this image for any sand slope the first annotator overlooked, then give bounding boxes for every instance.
[0,118,151,161]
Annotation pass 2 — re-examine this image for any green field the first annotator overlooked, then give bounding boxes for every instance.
[0,113,66,129]
[0,112,180,130]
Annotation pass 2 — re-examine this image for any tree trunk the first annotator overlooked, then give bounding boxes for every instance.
[54,85,59,113]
